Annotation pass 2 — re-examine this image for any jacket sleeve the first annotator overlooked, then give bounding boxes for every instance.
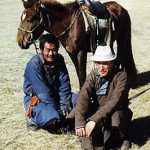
[57,56,72,111]
[90,71,129,123]
[75,72,95,128]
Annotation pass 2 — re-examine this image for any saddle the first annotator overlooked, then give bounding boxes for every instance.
[81,4,115,52]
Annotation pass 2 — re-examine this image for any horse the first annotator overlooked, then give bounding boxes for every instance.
[17,0,137,88]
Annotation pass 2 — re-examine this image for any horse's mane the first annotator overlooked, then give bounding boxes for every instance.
[41,0,75,5]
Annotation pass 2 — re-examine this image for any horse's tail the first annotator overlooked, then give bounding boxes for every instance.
[116,9,137,87]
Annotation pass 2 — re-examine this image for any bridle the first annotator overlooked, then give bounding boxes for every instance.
[18,8,44,53]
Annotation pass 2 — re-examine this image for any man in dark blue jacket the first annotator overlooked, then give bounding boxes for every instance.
[23,33,76,133]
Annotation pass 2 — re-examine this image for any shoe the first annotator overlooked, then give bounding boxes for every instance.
[26,117,39,131]
[65,118,75,134]
[42,119,67,134]
[121,140,131,150]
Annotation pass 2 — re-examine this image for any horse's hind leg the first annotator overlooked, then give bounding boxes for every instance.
[68,50,87,89]
[117,30,137,87]
[115,10,137,87]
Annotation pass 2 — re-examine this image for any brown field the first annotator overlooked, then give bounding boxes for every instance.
[0,0,150,149]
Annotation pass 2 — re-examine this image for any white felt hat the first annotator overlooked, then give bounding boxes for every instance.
[90,45,116,61]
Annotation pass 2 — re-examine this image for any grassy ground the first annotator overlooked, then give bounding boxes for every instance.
[0,0,150,149]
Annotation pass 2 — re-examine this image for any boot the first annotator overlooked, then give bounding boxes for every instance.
[26,117,39,131]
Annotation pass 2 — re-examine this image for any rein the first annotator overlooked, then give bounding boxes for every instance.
[56,9,82,38]
[33,40,39,54]
[129,87,150,101]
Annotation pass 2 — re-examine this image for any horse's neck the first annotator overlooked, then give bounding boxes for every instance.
[45,2,78,18]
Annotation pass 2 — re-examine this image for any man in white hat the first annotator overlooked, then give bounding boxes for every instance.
[75,45,132,150]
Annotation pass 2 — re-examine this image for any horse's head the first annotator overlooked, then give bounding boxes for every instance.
[17,3,45,49]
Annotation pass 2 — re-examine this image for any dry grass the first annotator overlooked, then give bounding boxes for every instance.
[0,0,150,149]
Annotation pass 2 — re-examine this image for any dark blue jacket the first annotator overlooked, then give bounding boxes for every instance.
[23,53,72,126]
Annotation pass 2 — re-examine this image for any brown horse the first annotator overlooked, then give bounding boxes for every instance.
[17,0,137,88]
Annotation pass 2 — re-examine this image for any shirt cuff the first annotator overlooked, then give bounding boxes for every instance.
[75,126,85,130]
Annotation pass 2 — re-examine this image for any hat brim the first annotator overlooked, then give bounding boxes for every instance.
[90,55,116,61]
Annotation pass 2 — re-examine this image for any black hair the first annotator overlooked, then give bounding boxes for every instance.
[39,33,59,50]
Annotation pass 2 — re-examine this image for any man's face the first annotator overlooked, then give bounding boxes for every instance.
[95,61,113,77]
[41,42,58,63]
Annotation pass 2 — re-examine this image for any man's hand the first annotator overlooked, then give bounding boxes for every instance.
[59,109,70,119]
[85,121,96,137]
[76,121,96,137]
[62,110,70,118]
[76,127,86,137]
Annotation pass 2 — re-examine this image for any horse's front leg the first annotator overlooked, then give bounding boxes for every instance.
[77,50,87,88]
[68,50,87,89]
